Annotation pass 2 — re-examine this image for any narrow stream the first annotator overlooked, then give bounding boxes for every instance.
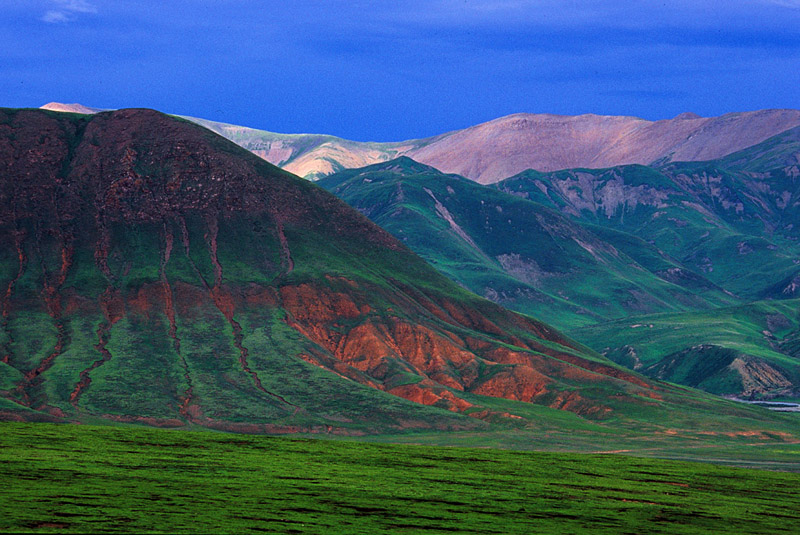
[730,399,800,412]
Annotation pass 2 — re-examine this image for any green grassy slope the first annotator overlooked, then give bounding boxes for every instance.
[485,130,800,398]
[495,164,800,302]
[495,128,800,298]
[319,158,736,329]
[571,300,800,398]
[320,126,800,400]
[3,423,800,534]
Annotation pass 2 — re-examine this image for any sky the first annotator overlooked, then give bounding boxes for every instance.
[3,0,800,141]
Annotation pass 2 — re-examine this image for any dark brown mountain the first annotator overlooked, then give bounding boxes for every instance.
[0,107,787,437]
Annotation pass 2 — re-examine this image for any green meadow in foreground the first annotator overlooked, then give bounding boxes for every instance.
[3,423,800,534]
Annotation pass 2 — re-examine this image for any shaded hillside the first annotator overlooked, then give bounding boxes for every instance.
[320,157,736,328]
[488,131,800,399]
[41,103,800,184]
[0,107,742,434]
[322,135,800,399]
[494,129,800,301]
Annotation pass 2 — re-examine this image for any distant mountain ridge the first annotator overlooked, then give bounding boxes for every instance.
[40,102,105,115]
[40,103,800,183]
[319,157,737,329]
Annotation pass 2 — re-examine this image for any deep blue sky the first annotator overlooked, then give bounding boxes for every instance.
[4,1,800,141]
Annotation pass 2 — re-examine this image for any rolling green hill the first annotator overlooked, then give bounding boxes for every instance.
[493,129,800,398]
[319,158,736,329]
[572,300,800,399]
[4,107,798,535]
[494,127,800,301]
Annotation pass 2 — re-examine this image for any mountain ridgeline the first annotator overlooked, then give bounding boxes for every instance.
[41,103,800,184]
[319,157,737,328]
[0,107,742,434]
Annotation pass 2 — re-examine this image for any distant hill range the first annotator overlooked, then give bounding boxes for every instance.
[41,103,800,183]
[36,102,800,402]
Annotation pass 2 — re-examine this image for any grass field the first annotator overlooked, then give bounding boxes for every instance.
[3,423,800,534]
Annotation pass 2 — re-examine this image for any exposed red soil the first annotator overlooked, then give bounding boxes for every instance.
[242,285,279,308]
[69,286,123,407]
[159,223,196,420]
[1,231,26,338]
[280,283,362,323]
[472,366,550,402]
[12,237,73,409]
[389,383,473,412]
[278,281,632,417]
[297,351,383,390]
[466,409,524,421]
[275,218,294,273]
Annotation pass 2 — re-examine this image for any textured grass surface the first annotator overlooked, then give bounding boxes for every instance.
[319,158,732,329]
[572,300,800,397]
[3,423,800,534]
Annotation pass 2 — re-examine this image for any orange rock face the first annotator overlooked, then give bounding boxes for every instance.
[273,280,662,418]
[388,383,473,412]
[472,366,550,402]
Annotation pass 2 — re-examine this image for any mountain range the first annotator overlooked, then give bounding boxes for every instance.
[0,104,795,445]
[2,106,754,437]
[41,103,800,184]
[318,124,800,401]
